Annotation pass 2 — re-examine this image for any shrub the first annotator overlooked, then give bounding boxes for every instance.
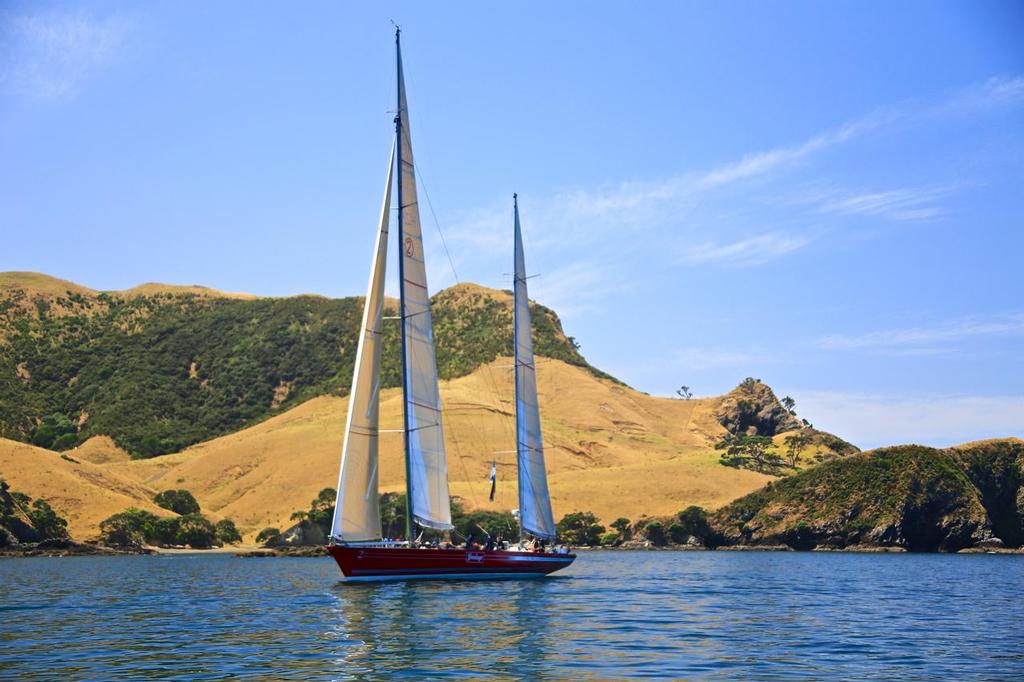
[215,519,242,544]
[153,489,200,515]
[455,510,519,542]
[610,517,632,540]
[675,506,711,541]
[556,511,605,546]
[598,531,621,546]
[26,500,69,540]
[175,514,218,548]
[644,521,667,546]
[668,522,689,544]
[152,517,180,546]
[29,414,77,451]
[256,527,281,544]
[99,509,159,547]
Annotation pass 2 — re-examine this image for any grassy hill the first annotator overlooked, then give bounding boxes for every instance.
[0,272,595,457]
[0,272,860,542]
[2,355,856,542]
[708,438,1024,551]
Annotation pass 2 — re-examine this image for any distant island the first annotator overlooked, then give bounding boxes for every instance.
[1,272,1021,555]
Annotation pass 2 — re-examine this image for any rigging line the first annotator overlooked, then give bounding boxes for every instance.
[481,359,517,488]
[415,164,460,284]
[444,397,482,513]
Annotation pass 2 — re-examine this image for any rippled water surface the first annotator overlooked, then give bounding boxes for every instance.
[1,551,1022,679]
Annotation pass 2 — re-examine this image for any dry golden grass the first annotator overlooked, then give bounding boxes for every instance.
[4,357,858,543]
[90,359,773,541]
[112,283,257,299]
[0,271,255,302]
[0,271,98,298]
[70,436,133,465]
[0,438,170,539]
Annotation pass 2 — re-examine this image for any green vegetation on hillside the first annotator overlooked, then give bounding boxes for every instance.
[97,506,241,549]
[709,440,1022,551]
[1,479,69,544]
[1,282,597,458]
[154,489,201,515]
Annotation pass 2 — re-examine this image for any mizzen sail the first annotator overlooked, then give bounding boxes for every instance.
[396,34,453,531]
[330,139,395,541]
[513,196,557,540]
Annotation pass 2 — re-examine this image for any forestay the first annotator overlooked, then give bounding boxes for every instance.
[513,197,557,540]
[396,39,453,530]
[330,140,395,541]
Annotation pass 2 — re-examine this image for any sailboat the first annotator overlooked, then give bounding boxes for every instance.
[326,29,575,581]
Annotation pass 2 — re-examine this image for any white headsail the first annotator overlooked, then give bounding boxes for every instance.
[396,35,453,530]
[330,140,395,541]
[513,196,557,540]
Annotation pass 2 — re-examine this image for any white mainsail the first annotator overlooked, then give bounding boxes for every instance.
[330,140,394,541]
[513,196,557,540]
[396,35,453,530]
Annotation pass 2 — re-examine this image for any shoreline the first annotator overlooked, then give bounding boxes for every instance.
[4,541,1022,558]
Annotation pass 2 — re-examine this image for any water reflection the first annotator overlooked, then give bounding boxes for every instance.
[1,553,1022,680]
[328,577,563,679]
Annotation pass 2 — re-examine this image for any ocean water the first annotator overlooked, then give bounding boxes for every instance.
[1,551,1022,680]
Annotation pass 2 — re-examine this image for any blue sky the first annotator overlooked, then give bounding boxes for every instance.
[1,1,1022,448]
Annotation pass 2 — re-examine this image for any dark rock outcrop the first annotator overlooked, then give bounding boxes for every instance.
[716,379,801,437]
[267,519,326,547]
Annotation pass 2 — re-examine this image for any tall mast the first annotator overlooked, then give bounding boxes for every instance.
[395,26,414,544]
[514,193,524,547]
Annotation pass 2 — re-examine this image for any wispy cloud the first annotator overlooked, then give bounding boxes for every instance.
[696,111,897,190]
[797,390,1024,450]
[528,260,626,317]
[672,347,770,371]
[816,313,1024,352]
[682,231,810,266]
[930,75,1024,118]
[429,73,1023,325]
[1,10,133,99]
[816,185,952,222]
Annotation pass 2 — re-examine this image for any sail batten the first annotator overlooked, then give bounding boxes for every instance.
[514,196,558,541]
[330,139,395,542]
[395,33,453,532]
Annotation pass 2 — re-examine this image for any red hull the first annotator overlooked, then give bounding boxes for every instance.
[327,544,576,581]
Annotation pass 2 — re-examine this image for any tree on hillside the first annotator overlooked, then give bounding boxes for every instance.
[27,500,69,540]
[556,512,605,546]
[455,510,519,541]
[175,514,218,548]
[307,488,336,532]
[715,433,786,474]
[675,506,711,541]
[380,492,407,539]
[1,481,71,541]
[644,520,667,546]
[256,527,280,544]
[153,489,200,515]
[99,509,159,547]
[215,519,242,544]
[152,517,181,545]
[29,414,78,451]
[676,385,692,400]
[781,396,796,415]
[611,517,632,540]
[784,431,812,468]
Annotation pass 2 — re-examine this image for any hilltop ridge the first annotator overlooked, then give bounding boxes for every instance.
[0,272,595,457]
